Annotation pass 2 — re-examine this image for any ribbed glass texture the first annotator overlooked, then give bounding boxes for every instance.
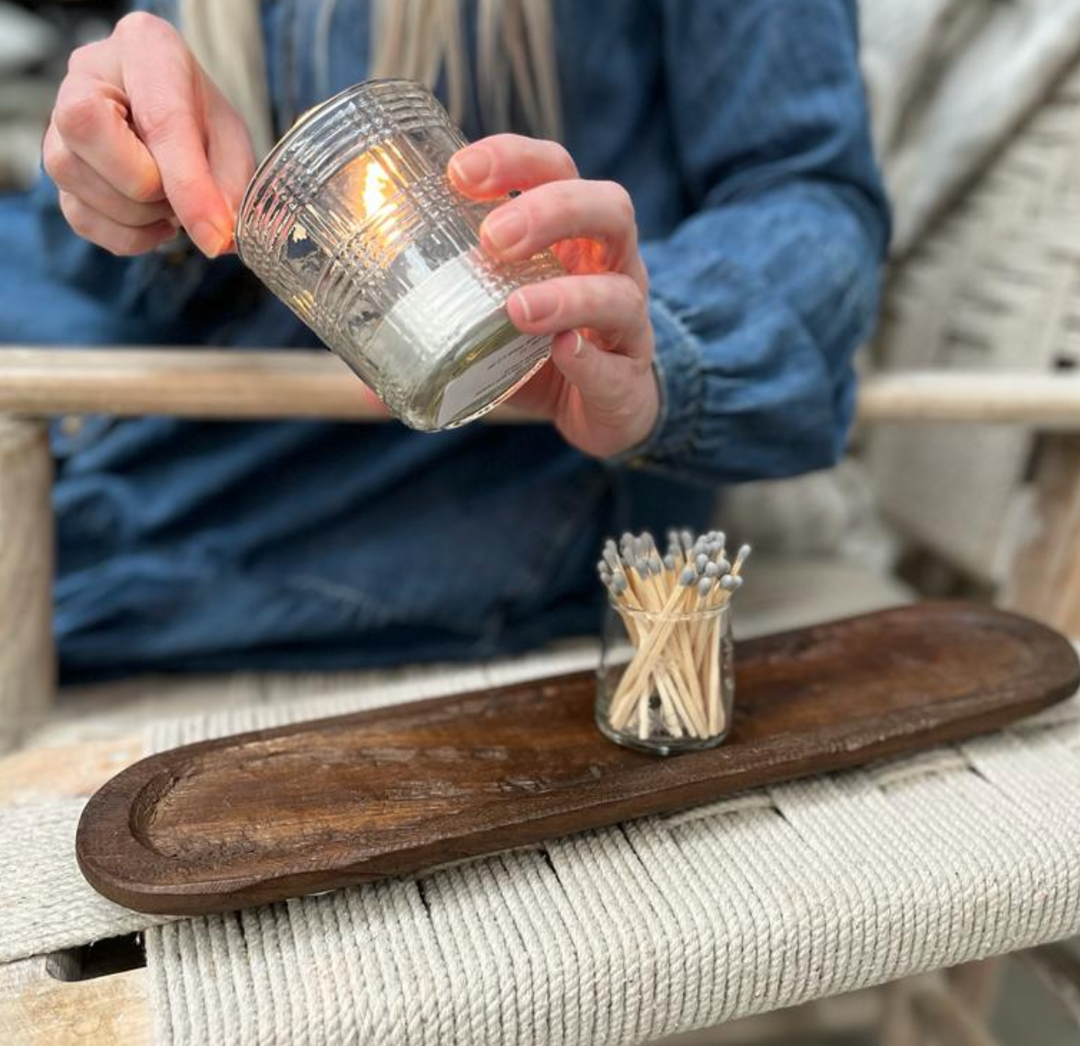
[236,79,559,430]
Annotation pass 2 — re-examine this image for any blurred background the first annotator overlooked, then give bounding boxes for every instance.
[0,1,120,191]
[4,1,1080,1044]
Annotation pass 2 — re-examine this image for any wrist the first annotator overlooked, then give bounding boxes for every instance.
[612,297,703,469]
[619,360,662,453]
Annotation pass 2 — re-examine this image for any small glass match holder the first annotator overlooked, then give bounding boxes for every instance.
[595,531,745,756]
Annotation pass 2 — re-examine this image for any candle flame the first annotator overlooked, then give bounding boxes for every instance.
[362,157,395,219]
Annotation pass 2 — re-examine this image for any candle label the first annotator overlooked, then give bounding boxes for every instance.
[436,332,551,427]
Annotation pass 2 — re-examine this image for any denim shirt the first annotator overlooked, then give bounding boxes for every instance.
[0,0,889,679]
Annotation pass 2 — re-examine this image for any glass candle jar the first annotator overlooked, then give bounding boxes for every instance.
[596,600,735,756]
[235,79,561,431]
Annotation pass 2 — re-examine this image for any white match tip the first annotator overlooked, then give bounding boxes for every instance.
[698,577,713,597]
[679,566,696,586]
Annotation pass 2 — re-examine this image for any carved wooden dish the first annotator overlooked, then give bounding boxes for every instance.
[76,602,1080,916]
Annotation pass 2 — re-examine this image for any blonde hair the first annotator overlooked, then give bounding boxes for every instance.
[179,0,562,162]
[368,0,563,141]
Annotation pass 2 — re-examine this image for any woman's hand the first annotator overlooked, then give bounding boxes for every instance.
[450,135,659,459]
[43,12,253,258]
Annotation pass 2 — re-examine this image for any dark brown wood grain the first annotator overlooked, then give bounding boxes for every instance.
[76,602,1080,916]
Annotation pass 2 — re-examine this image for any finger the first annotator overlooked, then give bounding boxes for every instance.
[44,126,174,226]
[507,274,650,357]
[448,134,577,198]
[481,179,647,285]
[52,72,164,205]
[549,330,649,418]
[58,191,177,256]
[205,84,256,229]
[118,14,234,255]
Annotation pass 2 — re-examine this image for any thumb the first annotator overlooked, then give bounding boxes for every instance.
[550,331,637,416]
[120,23,234,256]
[205,85,257,247]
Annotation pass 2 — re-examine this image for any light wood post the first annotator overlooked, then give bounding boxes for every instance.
[1005,434,1080,635]
[946,959,1003,1021]
[0,954,151,1046]
[0,417,55,750]
[880,978,922,1046]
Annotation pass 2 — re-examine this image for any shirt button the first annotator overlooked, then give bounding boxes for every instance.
[60,416,85,438]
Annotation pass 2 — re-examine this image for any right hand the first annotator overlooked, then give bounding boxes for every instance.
[43,12,254,258]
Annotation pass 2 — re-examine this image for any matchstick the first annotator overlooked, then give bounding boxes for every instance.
[603,547,689,733]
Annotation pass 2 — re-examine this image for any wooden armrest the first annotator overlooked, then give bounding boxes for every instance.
[0,347,403,421]
[1,348,1080,426]
[856,372,1080,427]
[0,347,533,422]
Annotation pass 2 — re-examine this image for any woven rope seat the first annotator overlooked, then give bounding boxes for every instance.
[3,645,1080,1046]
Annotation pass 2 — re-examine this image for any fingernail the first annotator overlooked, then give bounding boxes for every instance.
[483,209,527,254]
[450,148,492,186]
[191,220,229,258]
[517,285,559,324]
[572,332,586,357]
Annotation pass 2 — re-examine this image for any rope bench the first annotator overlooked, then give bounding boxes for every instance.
[3,648,1080,1045]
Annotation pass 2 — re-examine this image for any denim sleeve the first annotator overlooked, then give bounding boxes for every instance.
[629,0,890,483]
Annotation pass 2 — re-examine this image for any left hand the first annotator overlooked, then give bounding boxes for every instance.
[449,135,659,458]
